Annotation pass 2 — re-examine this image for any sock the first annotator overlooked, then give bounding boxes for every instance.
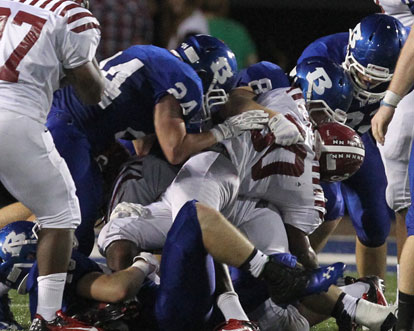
[240,248,268,278]
[340,282,370,299]
[331,292,358,322]
[396,291,414,330]
[36,273,67,322]
[0,283,10,297]
[342,293,358,320]
[217,291,249,321]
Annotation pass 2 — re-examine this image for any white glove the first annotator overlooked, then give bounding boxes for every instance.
[132,252,160,284]
[109,202,149,220]
[268,113,304,145]
[210,110,269,142]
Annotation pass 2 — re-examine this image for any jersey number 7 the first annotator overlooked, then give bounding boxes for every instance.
[0,8,46,82]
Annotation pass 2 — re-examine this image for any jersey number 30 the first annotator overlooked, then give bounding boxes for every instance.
[0,8,46,82]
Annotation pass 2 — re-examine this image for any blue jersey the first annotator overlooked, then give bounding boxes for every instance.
[298,32,381,135]
[236,61,290,94]
[52,45,204,154]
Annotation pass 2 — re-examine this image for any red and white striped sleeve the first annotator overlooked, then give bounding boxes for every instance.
[57,1,101,69]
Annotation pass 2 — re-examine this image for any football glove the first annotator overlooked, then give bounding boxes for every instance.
[210,110,269,142]
[109,202,148,220]
[268,113,304,145]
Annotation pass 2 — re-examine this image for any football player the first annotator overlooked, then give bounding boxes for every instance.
[0,0,105,329]
[297,13,407,279]
[371,2,414,329]
[0,220,396,331]
[0,35,276,258]
[372,0,414,303]
[96,55,370,329]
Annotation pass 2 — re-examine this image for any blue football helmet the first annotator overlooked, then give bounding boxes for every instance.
[174,34,238,124]
[343,13,407,104]
[0,221,37,293]
[291,56,353,125]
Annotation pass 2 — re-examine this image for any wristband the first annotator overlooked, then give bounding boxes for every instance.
[379,100,397,109]
[382,90,402,108]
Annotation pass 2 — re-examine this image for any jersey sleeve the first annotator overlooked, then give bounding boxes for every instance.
[59,5,101,69]
[236,61,290,94]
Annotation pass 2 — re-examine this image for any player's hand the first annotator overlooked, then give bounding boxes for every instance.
[210,109,269,142]
[110,202,148,220]
[268,113,304,145]
[133,252,160,283]
[371,105,395,145]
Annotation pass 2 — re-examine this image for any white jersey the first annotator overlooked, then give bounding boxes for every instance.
[375,0,414,211]
[0,0,100,122]
[222,87,325,234]
[375,0,414,26]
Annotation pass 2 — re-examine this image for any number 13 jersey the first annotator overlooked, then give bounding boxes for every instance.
[0,0,100,122]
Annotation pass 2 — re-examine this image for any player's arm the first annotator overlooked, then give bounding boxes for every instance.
[154,94,219,165]
[372,24,414,144]
[223,87,304,145]
[64,58,105,105]
[285,224,319,270]
[76,253,158,303]
[0,202,35,229]
[221,86,277,118]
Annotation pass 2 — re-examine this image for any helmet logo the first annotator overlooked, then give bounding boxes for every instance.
[211,56,234,85]
[2,231,26,257]
[306,67,332,95]
[349,23,363,49]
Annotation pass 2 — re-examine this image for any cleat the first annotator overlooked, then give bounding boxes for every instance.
[214,319,260,331]
[355,300,397,331]
[346,275,387,306]
[344,275,388,331]
[29,310,103,331]
[72,300,141,329]
[0,294,22,330]
[260,256,345,304]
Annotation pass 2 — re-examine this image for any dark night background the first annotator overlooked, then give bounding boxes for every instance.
[227,0,381,71]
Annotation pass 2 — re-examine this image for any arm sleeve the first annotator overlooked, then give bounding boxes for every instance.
[61,7,101,69]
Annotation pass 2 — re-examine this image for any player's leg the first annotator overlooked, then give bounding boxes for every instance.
[184,200,345,305]
[155,200,216,331]
[98,200,173,270]
[0,115,80,325]
[309,182,345,253]
[395,141,414,330]
[47,109,103,256]
[378,89,414,261]
[343,132,394,279]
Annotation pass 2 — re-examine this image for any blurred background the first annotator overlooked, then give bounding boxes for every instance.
[92,0,380,71]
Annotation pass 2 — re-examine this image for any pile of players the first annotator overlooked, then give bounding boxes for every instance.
[0,0,412,329]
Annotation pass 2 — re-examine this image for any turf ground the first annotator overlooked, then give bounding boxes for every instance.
[9,271,398,331]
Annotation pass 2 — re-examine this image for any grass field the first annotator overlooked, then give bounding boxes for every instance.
[9,272,398,331]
